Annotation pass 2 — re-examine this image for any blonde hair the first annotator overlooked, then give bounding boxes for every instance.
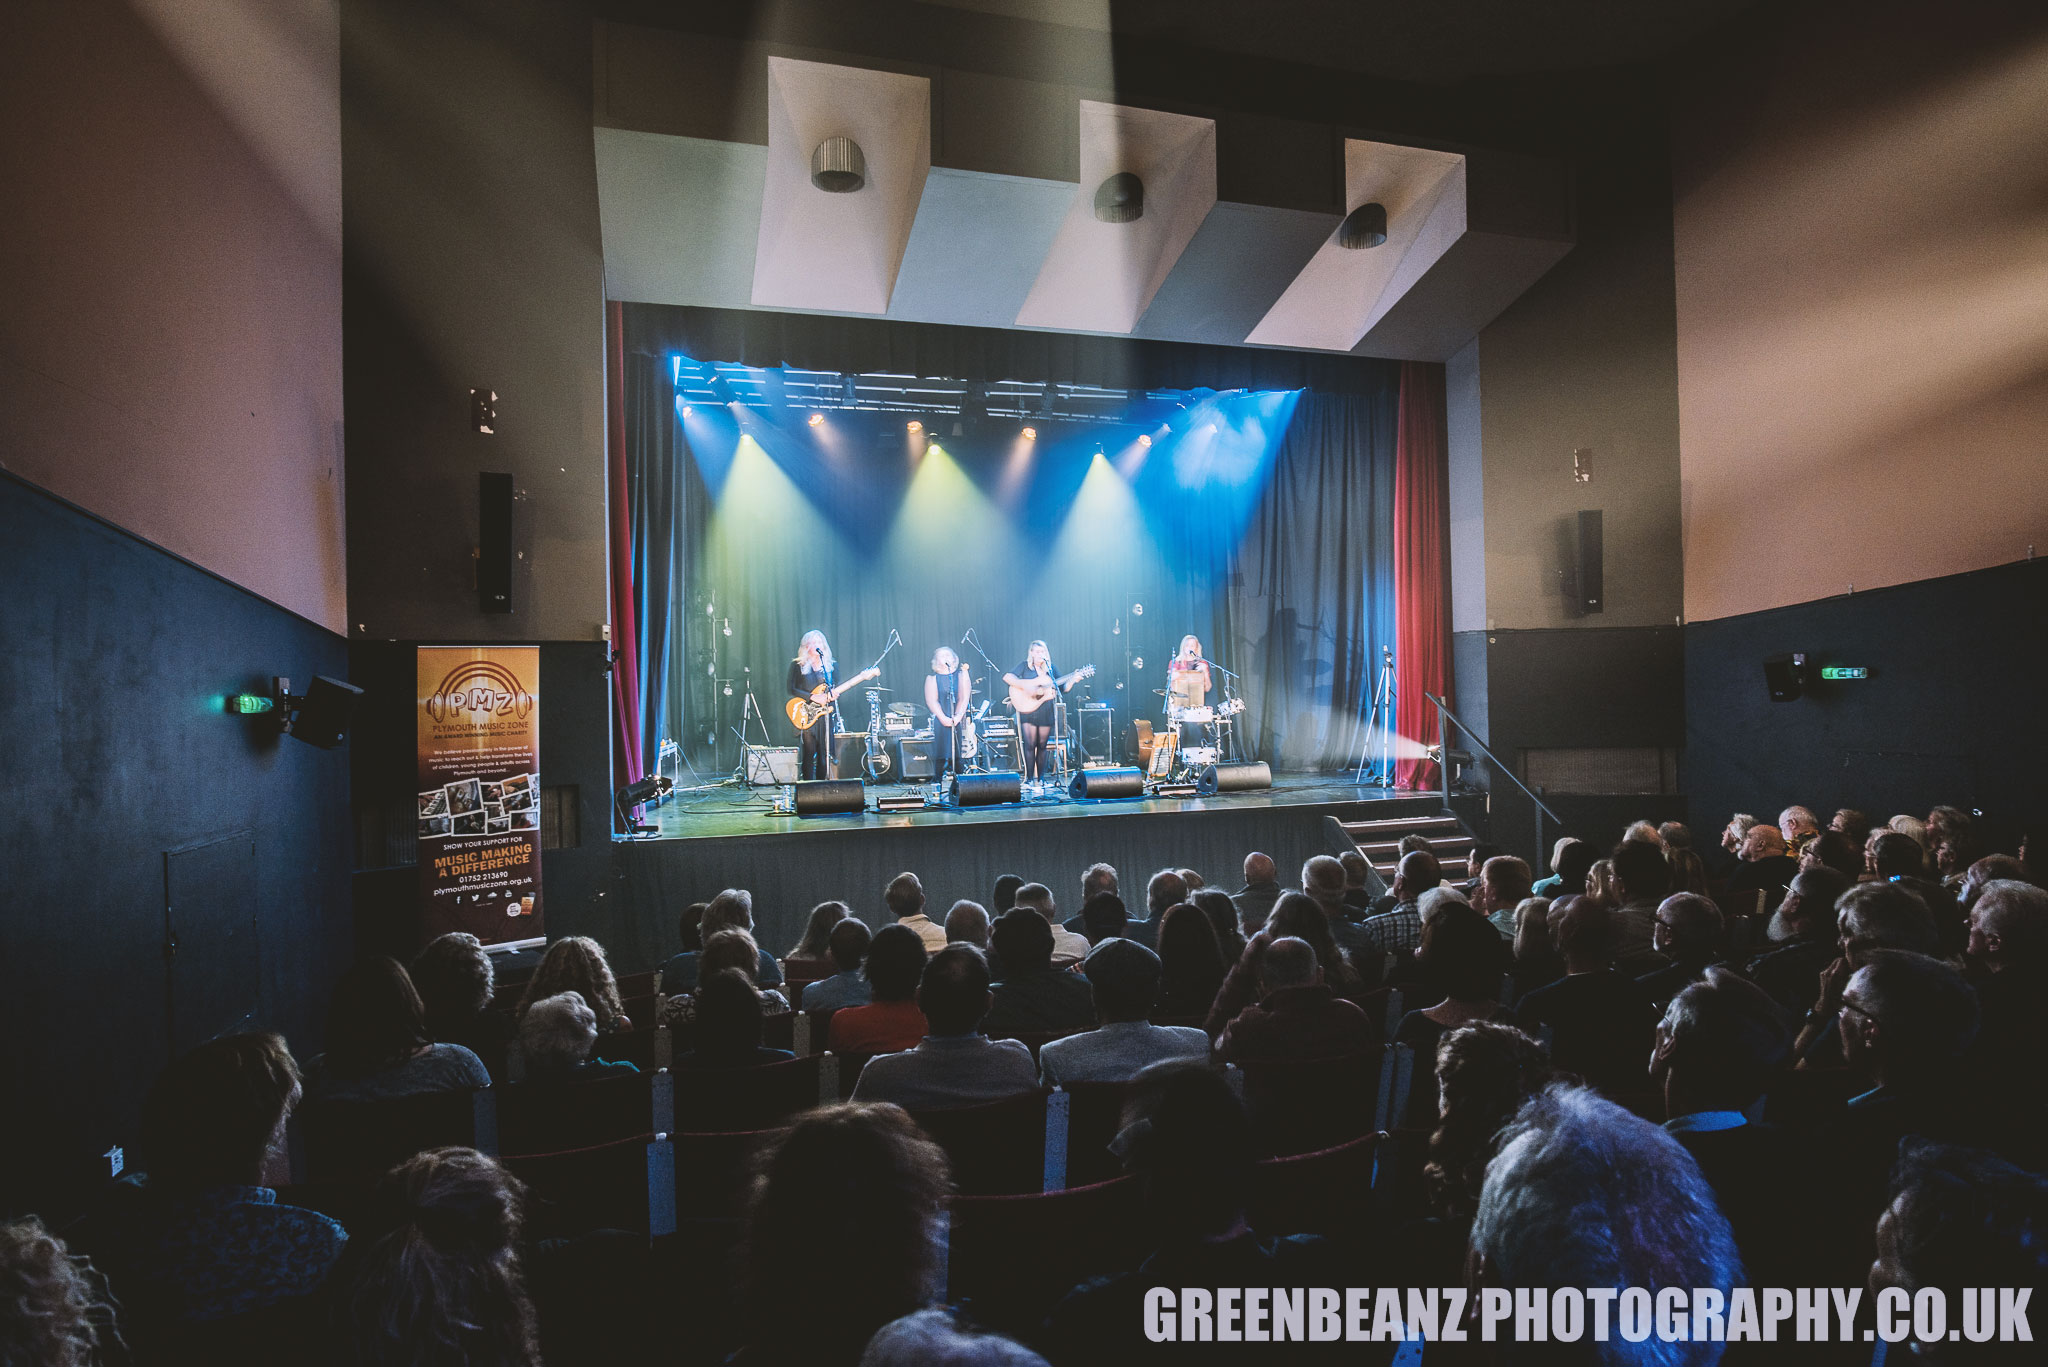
[1026,640,1050,669]
[515,936,625,1031]
[799,630,834,671]
[0,1218,118,1366]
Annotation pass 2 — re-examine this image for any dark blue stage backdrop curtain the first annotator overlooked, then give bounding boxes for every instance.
[624,332,1398,777]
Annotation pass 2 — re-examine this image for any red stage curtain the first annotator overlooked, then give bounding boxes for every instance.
[606,301,645,803]
[1393,360,1451,791]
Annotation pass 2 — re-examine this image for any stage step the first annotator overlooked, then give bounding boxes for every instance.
[1342,814,1462,837]
[1339,812,1476,880]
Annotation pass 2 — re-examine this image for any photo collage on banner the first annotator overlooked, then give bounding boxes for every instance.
[417,645,543,945]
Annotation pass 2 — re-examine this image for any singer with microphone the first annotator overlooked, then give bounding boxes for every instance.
[924,645,972,780]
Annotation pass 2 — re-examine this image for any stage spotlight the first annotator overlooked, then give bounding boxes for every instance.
[907,420,923,434]
[808,412,825,427]
[680,405,693,416]
[1338,201,1389,249]
[1093,171,1144,223]
[1137,433,1152,448]
[810,136,866,193]
[1020,426,1037,441]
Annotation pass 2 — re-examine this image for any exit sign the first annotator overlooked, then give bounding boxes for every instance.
[1821,666,1869,680]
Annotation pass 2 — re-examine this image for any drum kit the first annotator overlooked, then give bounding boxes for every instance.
[1146,693,1245,778]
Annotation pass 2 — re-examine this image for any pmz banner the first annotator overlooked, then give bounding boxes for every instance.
[417,646,543,945]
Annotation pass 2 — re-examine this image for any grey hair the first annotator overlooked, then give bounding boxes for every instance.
[859,1310,1050,1367]
[518,991,596,1072]
[1975,879,2048,952]
[1013,882,1056,917]
[1300,855,1346,898]
[1837,882,1938,955]
[1417,885,1472,923]
[1472,1084,1741,1367]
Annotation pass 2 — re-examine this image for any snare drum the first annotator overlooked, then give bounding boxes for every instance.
[1182,746,1220,766]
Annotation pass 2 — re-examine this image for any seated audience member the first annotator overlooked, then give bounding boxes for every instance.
[1337,849,1376,912]
[330,1147,538,1367]
[784,901,853,974]
[0,1217,117,1363]
[1352,849,1440,959]
[1745,864,1853,1013]
[1791,881,1940,1063]
[665,929,790,1026]
[1831,807,1873,849]
[1079,861,1119,907]
[1801,828,1863,880]
[1724,824,1801,914]
[1532,838,1596,900]
[1425,1024,1554,1226]
[662,889,784,994]
[992,873,1025,916]
[411,931,512,1074]
[1014,882,1090,968]
[517,991,637,1080]
[1870,828,1928,881]
[800,918,874,1013]
[982,910,1095,1037]
[1470,1086,1740,1367]
[1926,805,1976,888]
[108,1034,346,1328]
[1870,1142,2048,1365]
[1721,812,1759,857]
[1608,838,1674,971]
[1038,939,1209,1087]
[308,958,492,1103]
[1660,821,1693,849]
[1176,867,1205,892]
[1512,897,1660,1095]
[1206,892,1364,1034]
[1042,1063,1342,1362]
[1959,854,2035,915]
[737,1104,949,1366]
[944,899,992,951]
[1363,835,1437,918]
[1962,884,2048,1102]
[1584,857,1620,909]
[1300,854,1352,933]
[1396,906,1515,1121]
[1779,805,1822,860]
[1667,845,1710,896]
[1124,870,1186,949]
[1624,819,1666,848]
[1838,950,1983,1153]
[1966,878,2048,981]
[1079,892,1129,946]
[1153,902,1227,1019]
[851,946,1037,1109]
[1637,892,1725,1008]
[515,935,634,1034]
[1509,896,1563,999]
[1190,888,1247,966]
[1457,842,1501,898]
[674,969,797,1071]
[887,872,947,953]
[1214,937,1375,1064]
[861,1310,1049,1367]
[657,902,706,991]
[1474,854,1534,938]
[825,924,929,1055]
[1229,852,1283,936]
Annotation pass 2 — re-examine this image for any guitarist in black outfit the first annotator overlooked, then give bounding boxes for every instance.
[788,629,837,781]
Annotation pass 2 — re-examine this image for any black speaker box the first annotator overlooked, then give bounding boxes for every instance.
[1762,653,1806,703]
[1197,760,1273,796]
[895,736,937,780]
[1068,766,1145,799]
[952,772,1022,807]
[479,472,513,613]
[1573,509,1603,615]
[794,779,866,816]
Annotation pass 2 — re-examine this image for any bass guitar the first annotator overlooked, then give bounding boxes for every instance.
[785,667,880,731]
[1007,664,1094,712]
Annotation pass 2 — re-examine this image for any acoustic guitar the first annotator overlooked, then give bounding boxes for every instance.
[1007,664,1094,713]
[785,667,880,731]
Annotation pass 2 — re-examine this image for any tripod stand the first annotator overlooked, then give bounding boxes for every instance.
[730,669,776,787]
[1353,646,1397,786]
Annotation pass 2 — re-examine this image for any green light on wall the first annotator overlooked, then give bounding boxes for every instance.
[232,693,276,714]
[1819,666,1869,681]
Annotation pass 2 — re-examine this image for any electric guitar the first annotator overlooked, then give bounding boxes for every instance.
[1007,664,1094,712]
[785,667,880,731]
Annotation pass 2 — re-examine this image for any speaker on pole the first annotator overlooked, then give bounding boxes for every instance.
[952,772,1022,807]
[478,473,514,614]
[1068,766,1145,800]
[793,779,866,816]
[1196,760,1273,796]
[1573,509,1604,615]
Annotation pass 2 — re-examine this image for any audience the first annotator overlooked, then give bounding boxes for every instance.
[0,1216,116,1365]
[1078,892,1128,945]
[1424,1023,1553,1225]
[1013,882,1090,968]
[943,899,992,952]
[308,957,492,1103]
[411,932,511,1075]
[1124,869,1185,948]
[1800,827,1864,880]
[1473,853,1533,938]
[785,901,853,973]
[1778,804,1822,860]
[516,936,633,1033]
[1636,891,1724,1008]
[330,1147,539,1367]
[992,873,1025,916]
[1337,849,1375,911]
[1659,820,1693,849]
[887,872,947,953]
[860,1310,1048,1367]
[675,969,798,1070]
[1208,891,1363,1033]
[1037,940,1209,1087]
[1583,856,1620,909]
[735,1103,949,1366]
[1508,895,1563,999]
[1176,867,1204,892]
[517,990,637,1080]
[666,928,790,1025]
[1214,937,1375,1064]
[1724,823,1800,913]
[1791,880,1941,1063]
[1299,854,1351,934]
[1512,897,1659,1095]
[1532,837,1595,900]
[800,918,875,1012]
[982,910,1095,1036]
[1469,1085,1740,1367]
[824,924,929,1055]
[1744,864,1852,1014]
[1351,849,1439,958]
[851,946,1037,1109]
[662,889,784,993]
[1152,902,1227,1018]
[1230,852,1282,935]
[1457,842,1501,898]
[1395,905,1514,1121]
[1607,838,1673,971]
[1831,807,1873,848]
[1838,949,1983,1151]
[1870,828,1928,881]
[1189,887,1247,965]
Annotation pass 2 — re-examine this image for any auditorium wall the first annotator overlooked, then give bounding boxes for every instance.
[0,0,346,634]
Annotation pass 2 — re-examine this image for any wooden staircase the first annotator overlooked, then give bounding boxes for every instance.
[1339,812,1473,881]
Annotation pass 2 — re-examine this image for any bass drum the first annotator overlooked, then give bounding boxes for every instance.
[957,719,979,759]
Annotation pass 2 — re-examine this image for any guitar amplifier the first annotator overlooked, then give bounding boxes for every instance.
[979,735,1019,771]
[744,746,799,786]
[894,736,937,780]
[835,733,883,778]
[1077,704,1117,763]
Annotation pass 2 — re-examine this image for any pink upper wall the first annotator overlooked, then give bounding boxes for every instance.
[1672,0,2048,623]
[0,1,344,633]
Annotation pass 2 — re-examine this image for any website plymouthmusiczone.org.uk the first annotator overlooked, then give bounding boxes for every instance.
[1139,1285,2035,1347]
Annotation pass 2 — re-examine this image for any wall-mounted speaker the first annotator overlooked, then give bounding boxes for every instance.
[1762,652,1807,703]
[952,772,1022,807]
[1573,509,1603,615]
[478,472,513,614]
[1196,760,1273,795]
[1068,766,1145,799]
[793,779,866,816]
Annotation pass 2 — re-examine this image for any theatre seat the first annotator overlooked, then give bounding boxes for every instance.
[1250,1131,1381,1237]
[671,1055,825,1130]
[506,1132,675,1239]
[498,1072,657,1155]
[944,1175,1147,1337]
[1235,1051,1383,1156]
[292,1087,497,1184]
[670,1128,779,1221]
[908,1091,1051,1195]
[1058,1081,1132,1189]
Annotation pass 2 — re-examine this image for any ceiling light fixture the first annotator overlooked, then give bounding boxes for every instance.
[807,412,825,427]
[811,136,867,193]
[1093,171,1144,223]
[1020,427,1037,441]
[1337,201,1388,249]
[906,420,923,434]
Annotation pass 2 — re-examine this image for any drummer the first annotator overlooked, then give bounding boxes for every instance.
[1167,635,1213,746]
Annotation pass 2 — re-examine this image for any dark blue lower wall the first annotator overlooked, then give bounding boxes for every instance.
[1684,558,2045,851]
[0,473,353,1216]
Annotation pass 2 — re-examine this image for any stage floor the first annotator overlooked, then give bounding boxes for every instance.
[635,771,1419,842]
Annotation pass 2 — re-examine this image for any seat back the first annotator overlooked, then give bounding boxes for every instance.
[944,1176,1146,1336]
[293,1087,496,1183]
[617,993,658,1030]
[1058,1081,1132,1189]
[498,1072,655,1155]
[909,1091,1049,1195]
[826,1051,873,1100]
[761,1012,797,1052]
[591,1027,664,1072]
[616,969,658,999]
[1249,1131,1380,1236]
[672,1055,822,1131]
[505,1133,674,1239]
[670,1128,779,1221]
[1235,1051,1382,1155]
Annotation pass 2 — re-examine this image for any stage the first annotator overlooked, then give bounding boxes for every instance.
[598,773,1442,972]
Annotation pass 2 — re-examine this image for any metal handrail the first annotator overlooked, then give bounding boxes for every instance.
[1424,692,1561,860]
